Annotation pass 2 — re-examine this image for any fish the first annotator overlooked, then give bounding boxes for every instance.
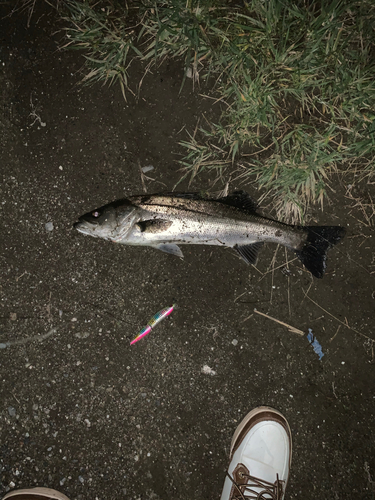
[130,304,175,345]
[74,191,346,278]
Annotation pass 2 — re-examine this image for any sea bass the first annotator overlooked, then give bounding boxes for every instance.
[74,191,345,278]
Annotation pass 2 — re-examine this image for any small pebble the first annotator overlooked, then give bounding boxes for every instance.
[8,407,16,417]
[201,365,216,376]
[75,331,90,339]
[141,165,154,173]
[232,339,238,346]
[45,222,54,232]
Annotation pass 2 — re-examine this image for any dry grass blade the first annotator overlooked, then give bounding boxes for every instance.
[138,160,147,192]
[303,291,374,342]
[259,257,299,280]
[254,309,304,336]
[345,185,375,227]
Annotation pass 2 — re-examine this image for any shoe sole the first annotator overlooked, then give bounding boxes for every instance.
[2,487,71,500]
[229,405,292,465]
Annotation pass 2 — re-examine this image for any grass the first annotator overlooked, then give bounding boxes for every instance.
[60,0,375,221]
[63,0,142,99]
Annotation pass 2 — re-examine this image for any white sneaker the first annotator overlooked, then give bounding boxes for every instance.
[2,487,71,500]
[220,406,292,500]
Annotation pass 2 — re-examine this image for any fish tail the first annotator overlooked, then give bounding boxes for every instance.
[295,226,346,278]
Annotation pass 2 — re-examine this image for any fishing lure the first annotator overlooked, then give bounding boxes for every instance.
[130,304,176,345]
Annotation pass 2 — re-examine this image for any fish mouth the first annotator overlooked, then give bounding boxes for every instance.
[73,219,98,236]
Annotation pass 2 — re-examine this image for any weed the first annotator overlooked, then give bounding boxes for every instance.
[61,0,375,221]
[63,0,142,99]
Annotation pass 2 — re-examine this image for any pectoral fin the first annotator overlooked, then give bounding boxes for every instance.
[235,242,264,265]
[137,220,173,233]
[154,243,184,258]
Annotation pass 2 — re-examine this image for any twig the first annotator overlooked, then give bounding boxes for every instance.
[27,0,36,27]
[12,393,21,404]
[285,248,291,317]
[241,314,253,323]
[16,271,27,282]
[329,325,341,343]
[259,257,299,280]
[303,292,374,341]
[301,280,313,305]
[269,245,280,304]
[234,291,247,303]
[29,94,46,127]
[251,264,263,276]
[254,309,304,336]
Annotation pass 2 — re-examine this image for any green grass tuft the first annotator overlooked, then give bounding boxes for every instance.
[63,0,142,99]
[62,0,375,221]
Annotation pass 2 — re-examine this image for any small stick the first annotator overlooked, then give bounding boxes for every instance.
[301,280,313,305]
[254,309,304,336]
[241,314,253,323]
[16,271,27,282]
[251,264,263,276]
[285,248,291,317]
[269,245,280,304]
[234,291,247,303]
[259,258,299,280]
[303,292,374,342]
[329,325,341,343]
[12,393,21,404]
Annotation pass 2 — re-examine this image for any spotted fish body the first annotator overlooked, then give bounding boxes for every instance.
[74,191,345,278]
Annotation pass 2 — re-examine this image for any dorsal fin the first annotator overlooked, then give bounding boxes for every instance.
[142,190,258,213]
[158,192,209,200]
[217,191,258,213]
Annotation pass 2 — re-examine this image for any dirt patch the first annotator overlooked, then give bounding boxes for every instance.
[0,4,374,500]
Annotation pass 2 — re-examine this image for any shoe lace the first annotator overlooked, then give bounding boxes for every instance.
[227,471,285,500]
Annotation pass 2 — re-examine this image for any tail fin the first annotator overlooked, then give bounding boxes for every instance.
[295,226,346,278]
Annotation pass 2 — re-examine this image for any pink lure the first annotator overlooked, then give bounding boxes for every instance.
[130,304,175,345]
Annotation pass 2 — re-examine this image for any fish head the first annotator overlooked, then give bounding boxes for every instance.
[74,199,138,242]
